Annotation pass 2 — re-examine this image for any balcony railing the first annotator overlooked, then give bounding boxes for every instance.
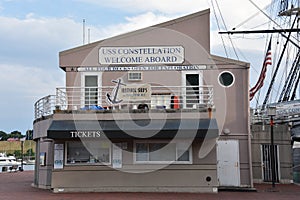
[34,95,56,119]
[34,85,214,120]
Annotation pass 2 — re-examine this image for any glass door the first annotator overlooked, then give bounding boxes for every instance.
[85,75,98,106]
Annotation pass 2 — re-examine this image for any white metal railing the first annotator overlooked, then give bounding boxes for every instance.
[34,85,214,119]
[34,95,56,119]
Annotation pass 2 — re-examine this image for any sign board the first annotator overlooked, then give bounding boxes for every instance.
[39,152,46,166]
[54,144,64,169]
[78,65,207,72]
[119,84,151,101]
[276,103,300,117]
[99,46,184,65]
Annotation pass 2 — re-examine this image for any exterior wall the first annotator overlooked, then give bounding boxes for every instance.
[33,118,52,140]
[251,124,293,183]
[51,139,217,193]
[33,119,54,188]
[210,56,251,186]
[33,8,252,192]
[34,139,54,189]
[59,9,211,68]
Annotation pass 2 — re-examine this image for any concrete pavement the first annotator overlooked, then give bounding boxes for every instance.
[0,171,299,200]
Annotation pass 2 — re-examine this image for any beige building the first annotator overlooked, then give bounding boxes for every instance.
[33,9,252,193]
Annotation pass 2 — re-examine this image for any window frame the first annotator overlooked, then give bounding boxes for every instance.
[64,141,112,166]
[133,140,193,164]
[218,71,235,88]
[128,72,142,81]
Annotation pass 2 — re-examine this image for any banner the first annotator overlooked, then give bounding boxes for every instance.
[119,84,151,101]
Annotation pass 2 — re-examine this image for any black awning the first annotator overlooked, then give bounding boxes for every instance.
[47,118,219,139]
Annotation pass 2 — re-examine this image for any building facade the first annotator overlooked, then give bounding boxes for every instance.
[33,9,252,193]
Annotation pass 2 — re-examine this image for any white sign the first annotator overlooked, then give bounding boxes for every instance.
[54,144,64,169]
[119,84,151,101]
[99,46,184,65]
[78,65,206,72]
[112,144,122,169]
[276,103,300,117]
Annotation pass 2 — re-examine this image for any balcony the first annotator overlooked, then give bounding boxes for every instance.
[34,85,214,120]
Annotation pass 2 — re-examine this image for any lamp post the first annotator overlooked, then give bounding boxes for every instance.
[267,106,276,188]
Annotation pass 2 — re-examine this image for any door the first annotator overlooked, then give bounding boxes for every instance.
[186,74,199,108]
[261,144,280,182]
[217,140,241,187]
[85,75,98,106]
[181,71,203,108]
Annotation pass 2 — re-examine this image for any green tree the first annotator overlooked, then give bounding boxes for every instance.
[13,150,22,159]
[9,131,23,139]
[0,131,7,141]
[25,148,35,157]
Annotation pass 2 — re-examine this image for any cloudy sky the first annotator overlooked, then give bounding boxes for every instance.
[0,0,280,134]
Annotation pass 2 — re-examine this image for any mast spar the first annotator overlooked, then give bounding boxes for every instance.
[219,0,300,107]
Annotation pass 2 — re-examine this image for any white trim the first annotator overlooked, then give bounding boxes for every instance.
[64,141,111,166]
[181,70,203,108]
[218,71,235,88]
[260,144,264,181]
[133,140,193,164]
[80,72,103,107]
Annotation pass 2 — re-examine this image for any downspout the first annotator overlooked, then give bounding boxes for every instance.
[247,64,254,188]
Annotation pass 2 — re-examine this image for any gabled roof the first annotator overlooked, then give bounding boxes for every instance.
[59,9,210,57]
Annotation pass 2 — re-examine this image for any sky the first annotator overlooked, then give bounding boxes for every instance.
[0,0,283,134]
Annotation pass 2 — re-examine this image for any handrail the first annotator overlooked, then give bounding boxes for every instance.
[34,85,214,120]
[34,95,56,119]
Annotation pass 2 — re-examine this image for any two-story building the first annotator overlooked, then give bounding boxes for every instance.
[33,9,252,193]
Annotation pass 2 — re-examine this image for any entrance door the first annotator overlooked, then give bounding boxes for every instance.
[181,71,203,108]
[217,140,241,187]
[261,144,280,182]
[186,74,199,108]
[85,75,98,106]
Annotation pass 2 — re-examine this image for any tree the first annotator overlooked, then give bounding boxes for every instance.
[25,148,35,157]
[10,131,22,139]
[0,131,7,141]
[13,150,22,159]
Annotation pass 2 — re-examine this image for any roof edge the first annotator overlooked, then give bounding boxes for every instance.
[210,54,250,68]
[59,9,210,57]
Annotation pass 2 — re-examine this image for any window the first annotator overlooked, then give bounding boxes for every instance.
[66,141,111,165]
[218,71,235,87]
[134,141,192,164]
[128,72,142,81]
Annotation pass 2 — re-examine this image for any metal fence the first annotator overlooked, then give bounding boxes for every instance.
[34,85,214,119]
[34,95,56,119]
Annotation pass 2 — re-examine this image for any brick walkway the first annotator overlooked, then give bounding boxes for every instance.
[0,171,300,200]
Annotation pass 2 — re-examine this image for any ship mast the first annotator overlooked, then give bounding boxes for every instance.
[219,0,300,108]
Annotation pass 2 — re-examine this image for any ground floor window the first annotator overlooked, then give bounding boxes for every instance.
[134,141,192,164]
[66,141,111,165]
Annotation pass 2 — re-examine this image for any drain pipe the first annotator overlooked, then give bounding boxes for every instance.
[248,94,254,188]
